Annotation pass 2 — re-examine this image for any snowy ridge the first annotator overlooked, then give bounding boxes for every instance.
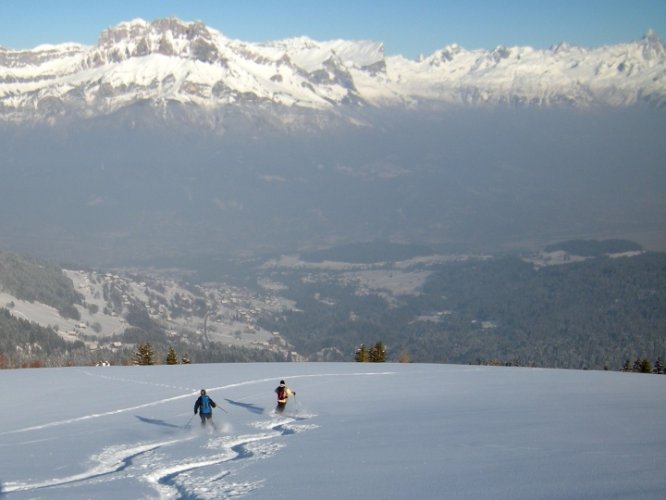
[0,18,665,124]
[382,29,666,107]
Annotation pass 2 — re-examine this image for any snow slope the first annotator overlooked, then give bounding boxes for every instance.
[1,363,664,499]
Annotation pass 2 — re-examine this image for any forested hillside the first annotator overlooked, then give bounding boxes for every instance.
[0,250,81,318]
[412,252,665,367]
[0,250,291,368]
[0,309,86,368]
[259,249,666,369]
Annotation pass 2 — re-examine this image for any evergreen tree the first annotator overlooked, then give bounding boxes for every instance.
[133,342,156,366]
[655,357,664,374]
[355,344,369,362]
[639,358,652,374]
[369,341,387,362]
[166,346,178,365]
[181,353,192,364]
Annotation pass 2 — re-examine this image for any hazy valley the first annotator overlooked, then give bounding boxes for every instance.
[0,19,665,371]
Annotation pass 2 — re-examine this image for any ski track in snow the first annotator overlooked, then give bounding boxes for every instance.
[3,414,317,498]
[0,369,391,498]
[1,370,391,436]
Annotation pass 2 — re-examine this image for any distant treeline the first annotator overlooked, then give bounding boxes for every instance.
[544,239,643,257]
[299,239,642,264]
[299,241,464,264]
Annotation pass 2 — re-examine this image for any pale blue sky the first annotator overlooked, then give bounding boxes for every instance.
[1,0,664,57]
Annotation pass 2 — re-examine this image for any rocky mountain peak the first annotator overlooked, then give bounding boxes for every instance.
[0,18,664,126]
[92,17,224,63]
[98,17,219,46]
[638,29,665,61]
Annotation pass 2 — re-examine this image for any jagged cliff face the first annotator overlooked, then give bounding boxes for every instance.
[0,18,664,125]
[0,18,375,123]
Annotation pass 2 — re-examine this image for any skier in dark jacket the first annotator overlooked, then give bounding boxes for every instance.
[194,389,217,427]
[275,380,296,415]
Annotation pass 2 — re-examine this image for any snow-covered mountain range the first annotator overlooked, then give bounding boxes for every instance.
[0,18,664,123]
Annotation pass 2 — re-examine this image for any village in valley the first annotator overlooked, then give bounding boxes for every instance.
[1,267,297,364]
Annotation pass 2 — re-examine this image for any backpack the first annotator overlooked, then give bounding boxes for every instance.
[277,386,287,401]
[200,395,211,413]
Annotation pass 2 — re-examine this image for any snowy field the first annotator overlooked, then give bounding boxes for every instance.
[1,363,664,499]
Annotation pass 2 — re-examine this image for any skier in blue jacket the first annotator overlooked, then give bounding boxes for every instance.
[194,389,217,427]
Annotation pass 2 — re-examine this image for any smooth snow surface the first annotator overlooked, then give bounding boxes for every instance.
[1,363,664,499]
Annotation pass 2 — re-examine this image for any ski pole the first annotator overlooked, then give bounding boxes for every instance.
[217,405,228,414]
[184,414,194,428]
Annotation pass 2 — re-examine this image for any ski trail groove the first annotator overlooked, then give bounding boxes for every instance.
[3,414,317,498]
[2,438,186,493]
[144,415,318,499]
[2,370,390,497]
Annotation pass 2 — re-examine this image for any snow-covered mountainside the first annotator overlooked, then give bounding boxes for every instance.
[0,18,664,123]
